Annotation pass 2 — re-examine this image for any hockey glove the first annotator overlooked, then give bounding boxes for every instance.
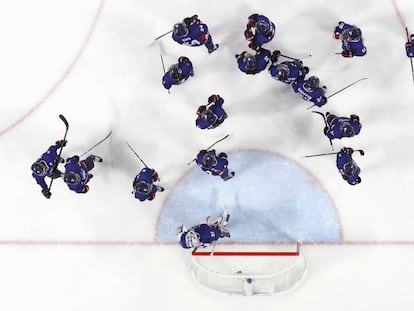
[342,50,353,58]
[350,114,360,122]
[244,29,254,41]
[183,15,200,26]
[41,189,51,199]
[197,105,207,114]
[248,42,260,51]
[218,152,228,159]
[81,185,89,193]
[208,94,219,104]
[151,169,159,182]
[341,147,354,155]
[271,50,281,63]
[333,32,341,39]
[56,140,67,147]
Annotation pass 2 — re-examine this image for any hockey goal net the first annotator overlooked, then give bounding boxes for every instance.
[190,242,306,296]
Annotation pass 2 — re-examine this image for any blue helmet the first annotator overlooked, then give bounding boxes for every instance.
[63,172,81,185]
[256,19,270,34]
[347,27,361,40]
[340,122,355,137]
[31,160,47,176]
[168,65,182,80]
[173,22,188,37]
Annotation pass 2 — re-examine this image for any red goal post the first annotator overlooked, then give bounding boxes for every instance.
[190,242,306,296]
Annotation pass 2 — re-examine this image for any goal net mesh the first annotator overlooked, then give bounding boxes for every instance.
[190,243,307,296]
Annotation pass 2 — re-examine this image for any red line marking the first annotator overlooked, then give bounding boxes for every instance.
[0,0,105,137]
[192,251,300,257]
[0,240,414,247]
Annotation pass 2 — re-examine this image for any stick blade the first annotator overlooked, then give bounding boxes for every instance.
[59,114,69,128]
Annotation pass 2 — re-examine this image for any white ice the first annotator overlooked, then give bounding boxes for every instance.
[1,0,414,310]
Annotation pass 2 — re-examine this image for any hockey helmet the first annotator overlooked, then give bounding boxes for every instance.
[245,55,256,71]
[276,64,289,81]
[168,64,182,80]
[202,151,217,169]
[180,230,200,248]
[173,22,188,37]
[343,162,360,177]
[63,172,81,185]
[31,160,48,176]
[135,181,153,195]
[340,122,355,137]
[307,76,320,88]
[347,27,361,40]
[201,109,218,125]
[256,19,270,34]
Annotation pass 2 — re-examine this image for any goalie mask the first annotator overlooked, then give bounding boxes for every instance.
[180,230,201,249]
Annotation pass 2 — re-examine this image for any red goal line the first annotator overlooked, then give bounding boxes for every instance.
[192,243,301,256]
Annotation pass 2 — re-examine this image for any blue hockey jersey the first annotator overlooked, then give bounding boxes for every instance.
[237,48,271,75]
[269,60,308,84]
[180,224,222,249]
[325,116,361,140]
[64,155,95,193]
[292,79,327,107]
[162,57,193,90]
[336,148,361,185]
[334,22,367,57]
[196,95,227,129]
[132,167,161,202]
[31,143,62,191]
[246,14,276,46]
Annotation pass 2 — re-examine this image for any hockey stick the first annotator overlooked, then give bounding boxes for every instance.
[186,134,230,165]
[160,53,170,94]
[280,53,311,61]
[206,134,230,151]
[209,240,218,256]
[154,30,173,41]
[302,149,365,158]
[80,131,112,157]
[47,114,69,193]
[312,111,333,150]
[125,142,149,168]
[406,27,414,85]
[306,78,368,110]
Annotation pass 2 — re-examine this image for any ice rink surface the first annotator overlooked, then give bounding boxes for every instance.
[1,0,414,310]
